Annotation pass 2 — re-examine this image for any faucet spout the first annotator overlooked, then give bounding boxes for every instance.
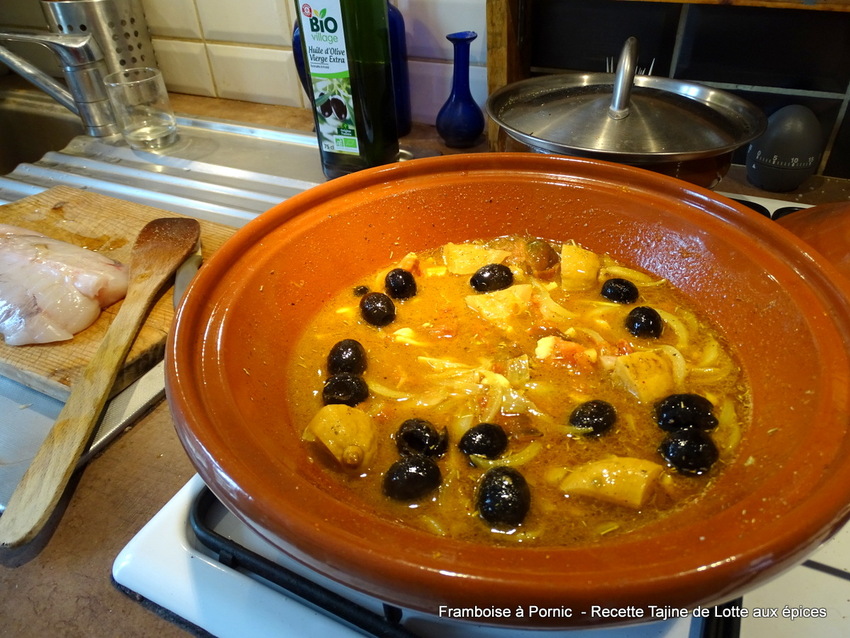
[0,43,77,114]
[0,31,117,137]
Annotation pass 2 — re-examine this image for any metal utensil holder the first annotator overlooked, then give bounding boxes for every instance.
[40,0,158,75]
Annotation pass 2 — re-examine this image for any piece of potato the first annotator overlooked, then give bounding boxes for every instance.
[465,283,532,333]
[560,243,600,290]
[611,350,675,403]
[560,457,664,509]
[443,242,511,275]
[302,404,377,470]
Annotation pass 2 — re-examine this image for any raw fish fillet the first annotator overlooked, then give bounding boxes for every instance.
[0,223,129,346]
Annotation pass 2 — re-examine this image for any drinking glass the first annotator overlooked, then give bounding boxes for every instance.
[103,67,178,150]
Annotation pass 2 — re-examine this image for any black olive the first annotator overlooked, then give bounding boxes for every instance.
[383,455,441,500]
[655,393,718,432]
[322,373,368,407]
[477,466,531,526]
[459,423,508,458]
[396,418,447,457]
[359,292,396,326]
[601,278,639,304]
[658,428,719,476]
[329,96,347,119]
[470,264,513,292]
[569,399,617,436]
[353,285,369,296]
[625,306,663,338]
[327,339,367,375]
[317,93,332,118]
[385,268,417,299]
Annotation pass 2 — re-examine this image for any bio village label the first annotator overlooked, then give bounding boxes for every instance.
[300,2,359,155]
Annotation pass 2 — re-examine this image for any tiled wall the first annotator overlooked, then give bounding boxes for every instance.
[0,0,488,127]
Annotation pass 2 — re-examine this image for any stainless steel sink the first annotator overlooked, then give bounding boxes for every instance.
[0,87,84,175]
[0,86,327,227]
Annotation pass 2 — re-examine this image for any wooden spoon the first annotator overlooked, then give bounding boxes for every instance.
[0,217,201,548]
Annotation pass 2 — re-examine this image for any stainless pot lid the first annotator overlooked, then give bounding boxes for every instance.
[486,37,766,164]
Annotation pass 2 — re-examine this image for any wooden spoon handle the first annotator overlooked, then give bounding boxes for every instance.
[0,217,200,547]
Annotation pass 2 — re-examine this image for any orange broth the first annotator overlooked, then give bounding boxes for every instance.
[285,236,750,545]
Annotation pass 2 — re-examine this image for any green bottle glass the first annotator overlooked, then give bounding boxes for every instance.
[295,0,399,179]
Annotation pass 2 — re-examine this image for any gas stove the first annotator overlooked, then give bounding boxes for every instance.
[110,193,850,638]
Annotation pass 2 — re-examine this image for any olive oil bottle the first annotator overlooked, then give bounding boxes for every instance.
[295,0,399,179]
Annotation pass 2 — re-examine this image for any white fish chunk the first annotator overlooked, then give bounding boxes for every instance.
[0,224,129,346]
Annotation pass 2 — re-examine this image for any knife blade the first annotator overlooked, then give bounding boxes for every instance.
[173,239,203,308]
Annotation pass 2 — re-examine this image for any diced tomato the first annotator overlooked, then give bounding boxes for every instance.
[535,335,597,371]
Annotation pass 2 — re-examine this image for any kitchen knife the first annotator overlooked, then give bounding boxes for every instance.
[173,239,203,308]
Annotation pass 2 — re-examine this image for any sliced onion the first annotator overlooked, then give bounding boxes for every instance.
[469,440,543,469]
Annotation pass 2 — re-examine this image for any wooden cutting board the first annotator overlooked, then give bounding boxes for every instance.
[0,186,236,400]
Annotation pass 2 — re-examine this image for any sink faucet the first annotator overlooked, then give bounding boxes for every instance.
[0,31,118,137]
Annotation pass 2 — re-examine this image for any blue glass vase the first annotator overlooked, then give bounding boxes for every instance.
[436,31,484,148]
[387,2,412,136]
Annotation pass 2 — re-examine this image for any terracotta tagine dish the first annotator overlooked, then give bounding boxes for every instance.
[166,153,850,629]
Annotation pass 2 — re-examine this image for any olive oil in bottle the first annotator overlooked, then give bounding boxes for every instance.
[295,0,399,179]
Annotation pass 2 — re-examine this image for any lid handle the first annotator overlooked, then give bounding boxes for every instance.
[609,37,638,120]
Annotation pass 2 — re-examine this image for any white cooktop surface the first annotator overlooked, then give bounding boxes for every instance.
[113,475,850,638]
